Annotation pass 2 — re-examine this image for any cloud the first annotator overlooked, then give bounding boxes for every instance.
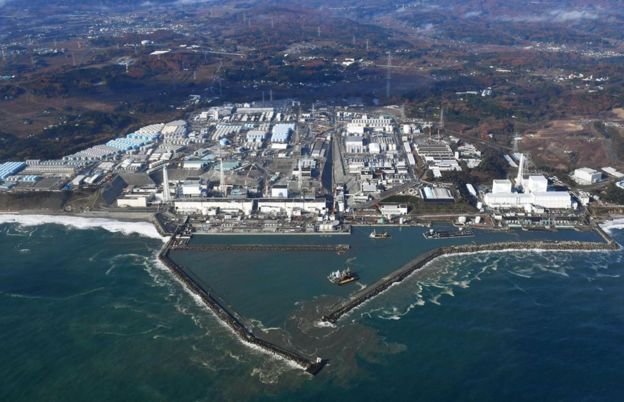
[550,9,599,22]
[497,8,600,23]
[463,11,482,19]
[175,0,212,4]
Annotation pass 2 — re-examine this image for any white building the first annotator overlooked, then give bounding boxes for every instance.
[531,192,573,209]
[368,142,381,154]
[349,116,393,133]
[117,195,151,208]
[492,179,512,194]
[379,204,409,218]
[174,199,253,216]
[246,130,267,144]
[257,199,326,216]
[270,123,294,143]
[573,168,602,185]
[484,190,572,210]
[346,124,365,135]
[345,136,364,153]
[181,179,204,197]
[271,185,289,198]
[162,120,187,138]
[484,192,533,209]
[485,168,572,210]
[183,160,206,170]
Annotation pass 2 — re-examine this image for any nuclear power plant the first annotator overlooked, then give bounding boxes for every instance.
[484,154,573,211]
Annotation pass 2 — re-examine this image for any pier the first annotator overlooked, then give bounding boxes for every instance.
[170,243,350,253]
[321,236,620,324]
[158,218,327,375]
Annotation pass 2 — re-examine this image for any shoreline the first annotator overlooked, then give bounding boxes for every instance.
[0,211,166,241]
[2,210,624,378]
[2,208,623,234]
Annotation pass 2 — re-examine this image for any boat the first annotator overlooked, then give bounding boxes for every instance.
[423,227,475,239]
[369,230,391,239]
[327,267,358,285]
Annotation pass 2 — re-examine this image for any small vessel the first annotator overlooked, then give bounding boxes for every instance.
[327,267,358,285]
[369,230,391,239]
[423,227,475,239]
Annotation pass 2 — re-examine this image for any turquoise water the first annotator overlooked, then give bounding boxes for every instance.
[1,221,623,401]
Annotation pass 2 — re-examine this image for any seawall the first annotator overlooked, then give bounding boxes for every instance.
[321,236,620,324]
[171,243,350,253]
[157,220,327,375]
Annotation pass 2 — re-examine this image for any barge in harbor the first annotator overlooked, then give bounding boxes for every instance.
[423,228,474,239]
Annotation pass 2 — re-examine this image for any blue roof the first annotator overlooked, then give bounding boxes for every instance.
[0,161,26,180]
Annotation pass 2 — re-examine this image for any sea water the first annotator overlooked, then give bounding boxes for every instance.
[1,217,623,401]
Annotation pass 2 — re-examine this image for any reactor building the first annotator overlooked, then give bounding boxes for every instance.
[483,154,573,210]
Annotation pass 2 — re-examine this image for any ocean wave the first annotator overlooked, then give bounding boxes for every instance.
[1,286,106,301]
[146,256,307,372]
[92,323,170,337]
[360,249,615,322]
[0,214,166,241]
[599,218,624,234]
[313,320,336,329]
[248,318,282,333]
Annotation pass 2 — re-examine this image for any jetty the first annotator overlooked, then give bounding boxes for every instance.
[170,243,350,253]
[158,218,327,375]
[321,236,619,324]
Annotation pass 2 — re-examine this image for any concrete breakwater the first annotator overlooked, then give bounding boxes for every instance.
[171,243,351,253]
[158,225,327,375]
[321,238,620,324]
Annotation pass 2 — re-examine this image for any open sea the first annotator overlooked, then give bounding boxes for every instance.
[1,215,623,402]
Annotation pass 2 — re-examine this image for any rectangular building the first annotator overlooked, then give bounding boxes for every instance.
[573,168,602,184]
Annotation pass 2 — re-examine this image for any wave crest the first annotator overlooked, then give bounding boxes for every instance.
[0,214,165,241]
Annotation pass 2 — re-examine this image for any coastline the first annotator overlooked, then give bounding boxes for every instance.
[1,210,624,378]
[0,210,166,241]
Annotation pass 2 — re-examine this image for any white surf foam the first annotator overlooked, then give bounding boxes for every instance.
[0,214,166,241]
[600,218,624,234]
[313,320,336,329]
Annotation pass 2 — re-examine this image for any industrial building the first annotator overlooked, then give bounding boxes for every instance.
[573,167,602,185]
[484,154,573,210]
[162,120,187,138]
[379,204,409,218]
[270,123,294,143]
[414,142,461,175]
[271,185,289,198]
[346,115,394,134]
[421,186,454,202]
[182,159,207,170]
[0,162,26,180]
[117,194,153,208]
[257,198,326,217]
[180,179,205,197]
[246,130,267,145]
[602,167,624,179]
[345,136,364,154]
[174,199,254,216]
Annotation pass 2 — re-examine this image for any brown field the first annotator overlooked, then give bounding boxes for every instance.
[612,108,624,120]
[521,119,614,171]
